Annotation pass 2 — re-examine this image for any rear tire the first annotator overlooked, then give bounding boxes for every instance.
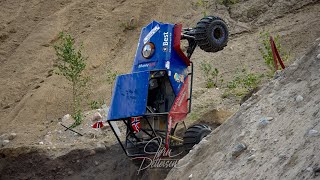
[183,124,212,151]
[194,16,229,52]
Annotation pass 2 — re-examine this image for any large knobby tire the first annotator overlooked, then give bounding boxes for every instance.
[194,16,229,52]
[183,124,212,151]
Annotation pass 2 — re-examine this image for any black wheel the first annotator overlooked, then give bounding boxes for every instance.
[194,16,229,52]
[183,124,212,151]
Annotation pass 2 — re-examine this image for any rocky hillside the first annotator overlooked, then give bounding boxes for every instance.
[167,40,320,179]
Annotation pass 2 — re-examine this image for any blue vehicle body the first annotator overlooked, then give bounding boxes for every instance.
[107,21,190,121]
[104,16,229,157]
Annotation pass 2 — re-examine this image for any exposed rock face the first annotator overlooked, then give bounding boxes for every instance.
[166,40,320,180]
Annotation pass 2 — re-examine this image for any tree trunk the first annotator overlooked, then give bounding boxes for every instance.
[72,81,76,115]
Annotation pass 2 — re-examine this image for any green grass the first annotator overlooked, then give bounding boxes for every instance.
[89,100,102,110]
[223,68,264,99]
[217,0,239,6]
[187,112,200,122]
[106,69,118,85]
[193,0,209,8]
[259,32,289,73]
[200,62,220,88]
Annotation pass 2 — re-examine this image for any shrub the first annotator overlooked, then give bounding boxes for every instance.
[106,68,119,95]
[193,0,209,8]
[259,32,289,72]
[217,0,239,6]
[89,100,102,110]
[224,69,264,98]
[106,69,118,85]
[200,62,220,88]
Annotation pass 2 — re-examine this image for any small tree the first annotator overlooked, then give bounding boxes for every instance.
[54,32,89,127]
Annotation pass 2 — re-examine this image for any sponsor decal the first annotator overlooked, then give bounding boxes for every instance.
[162,46,168,52]
[143,25,160,44]
[165,61,170,69]
[173,73,184,83]
[138,62,156,68]
[163,32,169,52]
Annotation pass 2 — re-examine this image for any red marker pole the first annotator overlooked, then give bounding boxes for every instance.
[270,36,285,70]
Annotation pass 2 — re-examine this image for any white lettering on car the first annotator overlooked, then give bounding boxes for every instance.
[143,25,160,44]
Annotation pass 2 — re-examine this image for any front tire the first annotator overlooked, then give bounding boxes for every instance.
[194,16,229,52]
[183,124,212,151]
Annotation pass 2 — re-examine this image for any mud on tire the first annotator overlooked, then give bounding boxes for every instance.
[194,16,229,52]
[183,124,212,151]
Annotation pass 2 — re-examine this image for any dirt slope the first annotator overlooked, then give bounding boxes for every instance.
[0,0,320,179]
[167,40,320,179]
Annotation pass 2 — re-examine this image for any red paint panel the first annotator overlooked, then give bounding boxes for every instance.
[173,24,191,66]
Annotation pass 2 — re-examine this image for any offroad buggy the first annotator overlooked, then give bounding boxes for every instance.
[106,16,228,157]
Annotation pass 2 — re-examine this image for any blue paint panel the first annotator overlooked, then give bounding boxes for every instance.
[132,21,174,72]
[107,71,150,120]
